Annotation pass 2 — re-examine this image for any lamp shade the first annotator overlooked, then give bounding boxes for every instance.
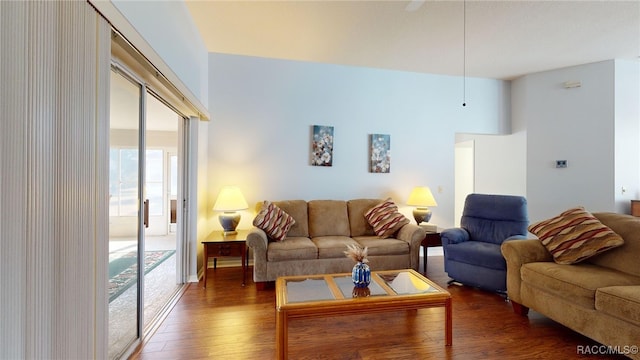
[213,186,248,212]
[407,186,437,225]
[407,186,438,207]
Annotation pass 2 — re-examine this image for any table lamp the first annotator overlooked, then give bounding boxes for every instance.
[213,186,249,235]
[407,186,438,225]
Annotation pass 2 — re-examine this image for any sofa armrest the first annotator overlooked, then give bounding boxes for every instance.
[441,228,470,246]
[396,223,427,271]
[247,226,267,244]
[501,238,552,264]
[500,239,553,303]
[246,227,269,282]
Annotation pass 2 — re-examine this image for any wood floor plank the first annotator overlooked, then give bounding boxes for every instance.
[130,256,626,359]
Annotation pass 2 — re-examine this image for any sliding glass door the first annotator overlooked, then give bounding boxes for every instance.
[108,69,141,359]
[108,67,184,359]
[142,92,183,330]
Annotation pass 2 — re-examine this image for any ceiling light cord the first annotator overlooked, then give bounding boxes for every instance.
[462,0,467,107]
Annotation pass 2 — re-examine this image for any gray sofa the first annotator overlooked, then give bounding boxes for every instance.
[246,199,426,289]
[501,212,640,359]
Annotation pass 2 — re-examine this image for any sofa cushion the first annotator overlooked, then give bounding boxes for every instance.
[595,286,640,326]
[273,200,309,238]
[528,207,624,265]
[253,201,296,241]
[267,237,318,261]
[347,199,380,237]
[308,200,350,237]
[364,198,410,238]
[445,241,506,271]
[312,236,359,259]
[353,236,410,256]
[521,262,640,309]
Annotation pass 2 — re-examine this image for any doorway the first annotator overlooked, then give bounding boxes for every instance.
[108,67,184,359]
[454,140,475,226]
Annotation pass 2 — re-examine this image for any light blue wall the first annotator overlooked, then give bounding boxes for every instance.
[111,0,208,106]
[207,53,511,229]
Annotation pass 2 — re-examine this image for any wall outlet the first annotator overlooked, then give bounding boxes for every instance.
[555,160,567,168]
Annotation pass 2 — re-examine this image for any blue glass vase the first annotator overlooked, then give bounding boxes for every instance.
[352,262,371,288]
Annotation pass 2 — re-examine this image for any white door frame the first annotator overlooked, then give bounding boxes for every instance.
[454,140,475,227]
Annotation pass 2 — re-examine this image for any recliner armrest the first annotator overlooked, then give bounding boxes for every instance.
[441,228,470,245]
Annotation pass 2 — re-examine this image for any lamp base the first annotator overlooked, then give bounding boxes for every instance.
[412,207,432,225]
[219,212,241,235]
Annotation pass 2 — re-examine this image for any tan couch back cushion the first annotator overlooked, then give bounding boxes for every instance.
[590,212,640,277]
[308,200,350,237]
[271,200,309,238]
[347,199,380,237]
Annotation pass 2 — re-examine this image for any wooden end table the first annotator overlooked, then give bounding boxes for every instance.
[202,229,249,288]
[422,231,442,274]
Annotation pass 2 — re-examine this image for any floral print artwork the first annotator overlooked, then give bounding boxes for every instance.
[311,125,334,166]
[370,134,390,173]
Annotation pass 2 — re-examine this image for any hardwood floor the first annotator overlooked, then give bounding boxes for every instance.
[130,256,626,360]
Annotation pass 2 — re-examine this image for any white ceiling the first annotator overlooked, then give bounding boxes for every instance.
[186,0,640,80]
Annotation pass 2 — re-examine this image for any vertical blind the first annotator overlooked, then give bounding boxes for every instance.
[0,1,110,358]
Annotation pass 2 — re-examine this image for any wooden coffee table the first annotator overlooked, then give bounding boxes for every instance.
[275,269,452,359]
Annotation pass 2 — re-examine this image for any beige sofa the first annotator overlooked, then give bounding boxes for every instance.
[246,199,426,289]
[501,213,640,359]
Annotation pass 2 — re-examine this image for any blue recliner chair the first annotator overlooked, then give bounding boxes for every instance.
[441,193,528,293]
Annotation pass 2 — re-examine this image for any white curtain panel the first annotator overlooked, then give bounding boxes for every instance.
[0,1,110,359]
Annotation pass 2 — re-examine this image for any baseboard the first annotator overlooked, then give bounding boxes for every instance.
[191,259,254,283]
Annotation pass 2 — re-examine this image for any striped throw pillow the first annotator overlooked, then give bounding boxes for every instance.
[253,201,296,242]
[364,198,410,238]
[528,207,624,265]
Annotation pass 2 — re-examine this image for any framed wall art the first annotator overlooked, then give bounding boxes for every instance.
[370,134,390,173]
[311,125,334,166]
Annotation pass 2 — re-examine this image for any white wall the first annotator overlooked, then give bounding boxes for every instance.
[110,0,209,107]
[456,132,527,197]
[614,60,640,213]
[207,53,511,229]
[513,60,640,222]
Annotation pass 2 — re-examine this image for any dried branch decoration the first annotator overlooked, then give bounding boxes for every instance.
[344,244,369,263]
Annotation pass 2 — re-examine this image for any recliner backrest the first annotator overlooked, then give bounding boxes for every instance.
[460,193,528,244]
